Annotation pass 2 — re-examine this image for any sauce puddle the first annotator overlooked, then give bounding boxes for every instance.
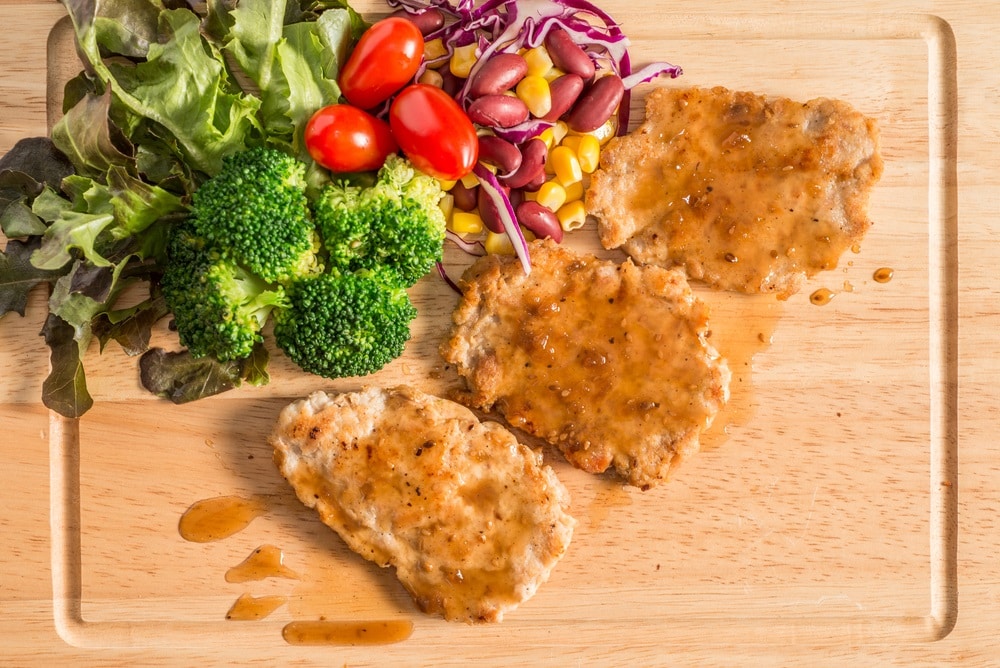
[698,291,780,450]
[282,619,414,646]
[225,544,301,583]
[178,495,270,543]
[180,494,415,645]
[809,287,836,306]
[226,593,288,621]
[873,267,894,283]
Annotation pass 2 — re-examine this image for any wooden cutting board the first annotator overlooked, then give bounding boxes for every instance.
[3,0,998,664]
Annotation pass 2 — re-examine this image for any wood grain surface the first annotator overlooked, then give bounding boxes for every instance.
[1,0,997,665]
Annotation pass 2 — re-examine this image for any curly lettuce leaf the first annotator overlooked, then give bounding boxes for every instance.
[30,165,183,271]
[51,90,134,180]
[0,138,75,202]
[92,293,170,355]
[40,312,94,418]
[224,1,351,155]
[0,138,76,238]
[30,182,116,270]
[3,0,366,415]
[303,0,368,40]
[139,341,270,404]
[105,166,185,236]
[63,0,262,174]
[0,238,67,319]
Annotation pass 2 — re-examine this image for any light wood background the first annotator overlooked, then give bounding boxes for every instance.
[1,0,997,664]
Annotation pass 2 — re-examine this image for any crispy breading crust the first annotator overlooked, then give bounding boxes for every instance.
[441,240,730,490]
[587,86,884,299]
[269,385,575,623]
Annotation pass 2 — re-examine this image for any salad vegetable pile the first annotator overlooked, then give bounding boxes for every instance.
[0,0,679,418]
[389,0,680,272]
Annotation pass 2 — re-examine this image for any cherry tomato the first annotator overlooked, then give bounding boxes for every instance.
[339,17,425,110]
[304,104,398,173]
[389,84,479,180]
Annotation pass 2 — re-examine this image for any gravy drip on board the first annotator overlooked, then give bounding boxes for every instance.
[179,495,412,643]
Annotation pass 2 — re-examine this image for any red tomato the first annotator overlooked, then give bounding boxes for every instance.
[304,104,398,173]
[389,84,479,180]
[339,17,425,110]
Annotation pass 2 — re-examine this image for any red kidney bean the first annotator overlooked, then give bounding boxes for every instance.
[439,68,464,97]
[466,95,530,128]
[542,73,584,122]
[477,135,522,175]
[469,53,529,98]
[508,188,524,211]
[544,27,596,80]
[516,201,563,242]
[477,184,508,234]
[565,74,625,133]
[450,180,478,211]
[522,168,547,193]
[499,137,546,189]
[390,8,445,35]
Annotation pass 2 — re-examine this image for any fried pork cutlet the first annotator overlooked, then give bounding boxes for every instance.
[441,240,731,490]
[587,85,884,299]
[269,386,575,623]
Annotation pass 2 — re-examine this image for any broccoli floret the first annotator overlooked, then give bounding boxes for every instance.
[312,155,446,288]
[161,222,290,362]
[272,269,417,379]
[190,146,322,284]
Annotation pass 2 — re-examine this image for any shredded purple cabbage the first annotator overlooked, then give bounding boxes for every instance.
[393,0,683,275]
[473,163,531,275]
[493,117,551,144]
[445,229,487,255]
[435,261,463,294]
[388,0,682,133]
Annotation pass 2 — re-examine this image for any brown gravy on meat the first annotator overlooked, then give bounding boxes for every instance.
[589,86,883,299]
[626,95,861,286]
[498,263,720,464]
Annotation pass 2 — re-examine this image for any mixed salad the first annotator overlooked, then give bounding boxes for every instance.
[0,0,680,418]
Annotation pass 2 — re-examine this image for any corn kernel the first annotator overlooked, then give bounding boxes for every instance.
[542,66,565,82]
[554,121,569,141]
[515,75,552,118]
[438,193,455,222]
[586,117,619,145]
[424,38,447,62]
[556,200,588,231]
[523,46,553,77]
[535,180,567,212]
[563,180,584,202]
[576,134,601,173]
[484,228,536,255]
[539,129,560,151]
[460,171,480,189]
[438,178,457,191]
[450,43,479,79]
[450,211,485,235]
[538,127,557,149]
[550,145,583,186]
[418,69,445,88]
[484,231,515,255]
[539,121,569,150]
[559,135,582,153]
